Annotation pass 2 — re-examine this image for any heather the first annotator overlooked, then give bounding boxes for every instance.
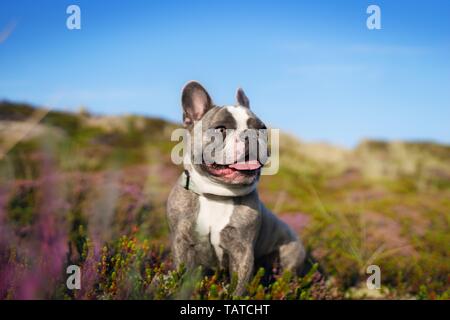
[0,101,449,299]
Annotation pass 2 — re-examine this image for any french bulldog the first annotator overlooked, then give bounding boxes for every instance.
[167,81,305,295]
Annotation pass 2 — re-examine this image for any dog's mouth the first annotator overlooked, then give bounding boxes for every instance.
[204,160,262,177]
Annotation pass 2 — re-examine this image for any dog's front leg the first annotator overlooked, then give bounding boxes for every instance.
[229,245,254,296]
[221,224,256,296]
[171,219,197,270]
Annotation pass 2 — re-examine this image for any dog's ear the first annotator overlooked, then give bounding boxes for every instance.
[181,81,213,127]
[236,87,250,109]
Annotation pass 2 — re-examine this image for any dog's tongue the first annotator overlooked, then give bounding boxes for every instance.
[228,160,261,171]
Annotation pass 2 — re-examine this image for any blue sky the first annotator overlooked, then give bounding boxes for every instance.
[1,0,449,147]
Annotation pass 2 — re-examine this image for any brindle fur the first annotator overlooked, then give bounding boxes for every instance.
[167,81,305,296]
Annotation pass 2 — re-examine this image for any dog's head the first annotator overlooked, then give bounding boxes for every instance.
[181,81,268,186]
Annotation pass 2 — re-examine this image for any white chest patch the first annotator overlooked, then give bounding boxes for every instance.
[196,195,234,263]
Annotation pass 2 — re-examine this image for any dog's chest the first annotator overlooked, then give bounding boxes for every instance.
[195,195,234,263]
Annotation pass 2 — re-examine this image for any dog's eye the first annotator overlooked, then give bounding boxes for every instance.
[214,126,226,133]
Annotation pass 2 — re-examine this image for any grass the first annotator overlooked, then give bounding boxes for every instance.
[0,101,449,300]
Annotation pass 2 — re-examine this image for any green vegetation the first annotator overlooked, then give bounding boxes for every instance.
[0,101,448,299]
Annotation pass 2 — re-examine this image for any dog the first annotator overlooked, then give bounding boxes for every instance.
[167,81,305,295]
